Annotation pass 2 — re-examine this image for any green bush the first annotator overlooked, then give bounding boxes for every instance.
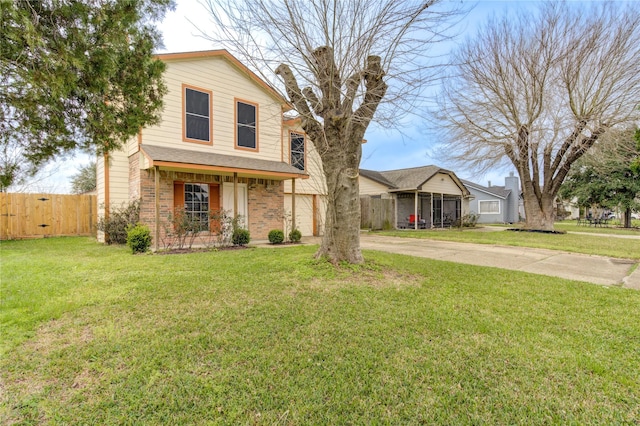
[126,223,152,254]
[453,213,479,228]
[97,199,140,244]
[232,228,250,246]
[268,229,285,244]
[289,228,302,243]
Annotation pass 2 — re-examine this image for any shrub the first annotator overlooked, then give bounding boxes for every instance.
[126,223,152,254]
[162,207,204,250]
[289,228,302,243]
[97,199,140,244]
[232,228,250,246]
[268,229,285,244]
[465,213,479,227]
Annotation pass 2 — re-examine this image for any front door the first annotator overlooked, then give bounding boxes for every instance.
[222,182,248,227]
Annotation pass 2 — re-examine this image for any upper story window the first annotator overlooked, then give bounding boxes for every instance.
[183,84,212,144]
[236,100,258,150]
[290,132,305,170]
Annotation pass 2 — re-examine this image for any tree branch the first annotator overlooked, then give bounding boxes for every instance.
[353,55,387,135]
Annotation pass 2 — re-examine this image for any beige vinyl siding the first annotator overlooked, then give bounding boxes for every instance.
[359,176,390,195]
[421,173,463,195]
[97,155,105,212]
[283,126,326,196]
[96,148,129,243]
[141,57,283,162]
[285,194,325,237]
[107,149,130,207]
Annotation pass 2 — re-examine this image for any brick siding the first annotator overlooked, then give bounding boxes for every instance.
[130,155,285,243]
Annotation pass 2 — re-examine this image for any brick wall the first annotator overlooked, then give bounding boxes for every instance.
[248,180,284,239]
[130,157,285,243]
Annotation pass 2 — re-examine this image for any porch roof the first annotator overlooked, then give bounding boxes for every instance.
[140,145,308,179]
[360,165,470,196]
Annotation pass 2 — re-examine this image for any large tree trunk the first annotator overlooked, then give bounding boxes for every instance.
[522,190,556,230]
[316,151,363,264]
[623,207,632,229]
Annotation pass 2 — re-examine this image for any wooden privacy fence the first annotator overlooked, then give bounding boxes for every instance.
[0,193,97,240]
[360,196,395,230]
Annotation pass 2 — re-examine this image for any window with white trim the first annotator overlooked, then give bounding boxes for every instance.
[184,86,211,143]
[185,183,210,231]
[236,101,257,149]
[479,200,500,214]
[290,132,305,170]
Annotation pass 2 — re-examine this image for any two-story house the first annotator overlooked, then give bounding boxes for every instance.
[97,50,326,248]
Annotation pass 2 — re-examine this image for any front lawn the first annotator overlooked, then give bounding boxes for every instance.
[377,226,640,260]
[2,238,639,424]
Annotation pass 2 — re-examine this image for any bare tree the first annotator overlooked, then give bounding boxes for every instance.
[70,161,97,194]
[198,0,462,263]
[438,1,640,230]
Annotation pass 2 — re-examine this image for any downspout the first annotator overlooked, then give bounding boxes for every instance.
[291,178,296,232]
[104,153,110,242]
[154,166,160,251]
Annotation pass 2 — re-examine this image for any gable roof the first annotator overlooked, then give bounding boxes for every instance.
[360,165,469,195]
[156,49,290,109]
[359,169,397,188]
[460,179,511,199]
[140,145,307,179]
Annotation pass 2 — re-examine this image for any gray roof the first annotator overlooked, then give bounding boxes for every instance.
[359,169,397,188]
[140,145,307,178]
[361,165,469,195]
[460,179,511,199]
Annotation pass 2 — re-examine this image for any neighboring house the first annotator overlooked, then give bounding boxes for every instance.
[359,165,470,229]
[461,172,521,224]
[97,50,326,248]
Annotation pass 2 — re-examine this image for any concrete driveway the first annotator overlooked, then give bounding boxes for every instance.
[358,233,639,288]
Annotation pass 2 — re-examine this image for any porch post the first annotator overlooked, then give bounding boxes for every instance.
[430,193,434,229]
[394,194,398,229]
[441,193,444,228]
[233,172,238,219]
[291,178,296,232]
[414,190,419,230]
[154,166,160,251]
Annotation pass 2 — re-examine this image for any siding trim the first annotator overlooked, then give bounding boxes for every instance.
[151,161,309,180]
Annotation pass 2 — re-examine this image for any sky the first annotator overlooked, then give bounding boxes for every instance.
[155,0,518,187]
[26,0,602,193]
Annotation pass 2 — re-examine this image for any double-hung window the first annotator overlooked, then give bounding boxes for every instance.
[290,132,305,170]
[479,200,500,214]
[236,100,258,150]
[184,183,210,231]
[174,182,221,233]
[183,85,212,144]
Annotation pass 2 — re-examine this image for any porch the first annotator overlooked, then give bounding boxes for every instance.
[395,192,463,229]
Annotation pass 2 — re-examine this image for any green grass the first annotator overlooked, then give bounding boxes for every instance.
[554,220,640,235]
[377,225,640,260]
[2,237,640,424]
